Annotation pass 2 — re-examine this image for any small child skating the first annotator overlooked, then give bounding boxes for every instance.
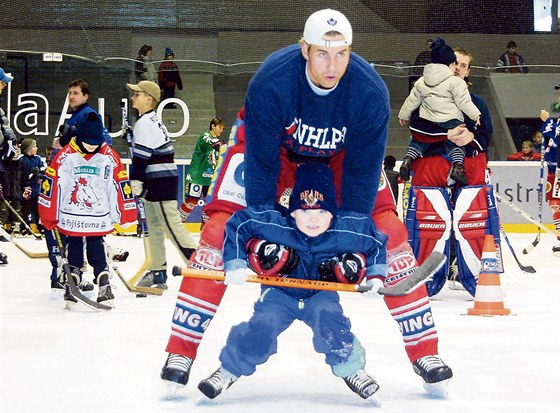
[18,138,45,235]
[198,163,389,401]
[398,38,481,186]
[38,112,137,307]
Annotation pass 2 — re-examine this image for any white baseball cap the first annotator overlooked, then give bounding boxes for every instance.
[303,9,353,47]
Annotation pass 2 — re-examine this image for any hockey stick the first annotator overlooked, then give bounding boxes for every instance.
[173,251,446,297]
[523,142,547,254]
[0,225,48,258]
[105,246,162,296]
[494,191,560,237]
[1,197,42,240]
[52,228,112,311]
[499,225,536,274]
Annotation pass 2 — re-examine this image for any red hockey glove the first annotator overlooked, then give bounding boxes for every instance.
[318,253,367,284]
[246,238,299,276]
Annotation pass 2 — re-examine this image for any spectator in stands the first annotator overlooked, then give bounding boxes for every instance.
[158,48,183,107]
[507,140,541,161]
[409,38,433,90]
[532,130,544,154]
[497,41,528,73]
[135,45,157,83]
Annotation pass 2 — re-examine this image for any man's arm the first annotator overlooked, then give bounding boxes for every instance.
[341,91,390,214]
[244,90,285,209]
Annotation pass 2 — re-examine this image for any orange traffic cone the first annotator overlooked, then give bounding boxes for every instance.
[467,234,511,316]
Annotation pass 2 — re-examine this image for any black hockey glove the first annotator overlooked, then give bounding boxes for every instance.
[246,238,299,276]
[318,253,367,284]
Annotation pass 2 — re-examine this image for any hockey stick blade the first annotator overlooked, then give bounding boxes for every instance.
[499,226,536,274]
[377,251,446,296]
[108,260,163,296]
[0,226,48,258]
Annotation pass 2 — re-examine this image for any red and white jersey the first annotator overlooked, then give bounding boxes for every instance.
[38,140,137,236]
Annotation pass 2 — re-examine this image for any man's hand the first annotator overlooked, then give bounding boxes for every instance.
[131,180,144,196]
[447,124,474,146]
[540,109,550,122]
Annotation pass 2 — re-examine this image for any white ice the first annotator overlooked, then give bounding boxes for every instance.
[1,232,559,413]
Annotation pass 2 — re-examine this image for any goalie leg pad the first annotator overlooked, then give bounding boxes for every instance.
[452,185,502,297]
[165,211,230,359]
[405,186,452,296]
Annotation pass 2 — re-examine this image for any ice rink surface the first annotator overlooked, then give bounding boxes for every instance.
[1,232,559,413]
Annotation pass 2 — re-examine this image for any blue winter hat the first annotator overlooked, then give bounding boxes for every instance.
[289,163,338,215]
[430,38,457,66]
[0,67,13,83]
[165,47,174,57]
[76,112,104,145]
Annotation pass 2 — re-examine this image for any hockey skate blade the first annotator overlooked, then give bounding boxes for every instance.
[423,379,451,398]
[165,382,184,400]
[365,394,382,407]
[195,393,220,406]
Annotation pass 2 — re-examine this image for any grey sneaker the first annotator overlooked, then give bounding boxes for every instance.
[137,270,168,290]
[198,366,238,399]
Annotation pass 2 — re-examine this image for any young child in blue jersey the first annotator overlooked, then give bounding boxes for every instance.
[197,163,388,401]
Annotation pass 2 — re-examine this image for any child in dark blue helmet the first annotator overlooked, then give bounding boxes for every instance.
[198,162,388,401]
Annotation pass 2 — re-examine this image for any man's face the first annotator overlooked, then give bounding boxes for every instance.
[67,86,89,110]
[453,52,471,80]
[0,81,7,94]
[290,208,333,237]
[301,38,351,89]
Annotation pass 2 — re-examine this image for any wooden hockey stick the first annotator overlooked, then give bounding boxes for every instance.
[1,197,42,240]
[173,251,446,297]
[495,192,560,237]
[0,226,48,258]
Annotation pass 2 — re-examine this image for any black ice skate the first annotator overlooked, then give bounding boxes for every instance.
[161,353,193,399]
[343,369,379,400]
[96,271,114,306]
[0,252,8,265]
[552,242,560,257]
[198,366,238,399]
[399,156,413,181]
[413,355,453,397]
[64,284,78,309]
[448,162,468,187]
